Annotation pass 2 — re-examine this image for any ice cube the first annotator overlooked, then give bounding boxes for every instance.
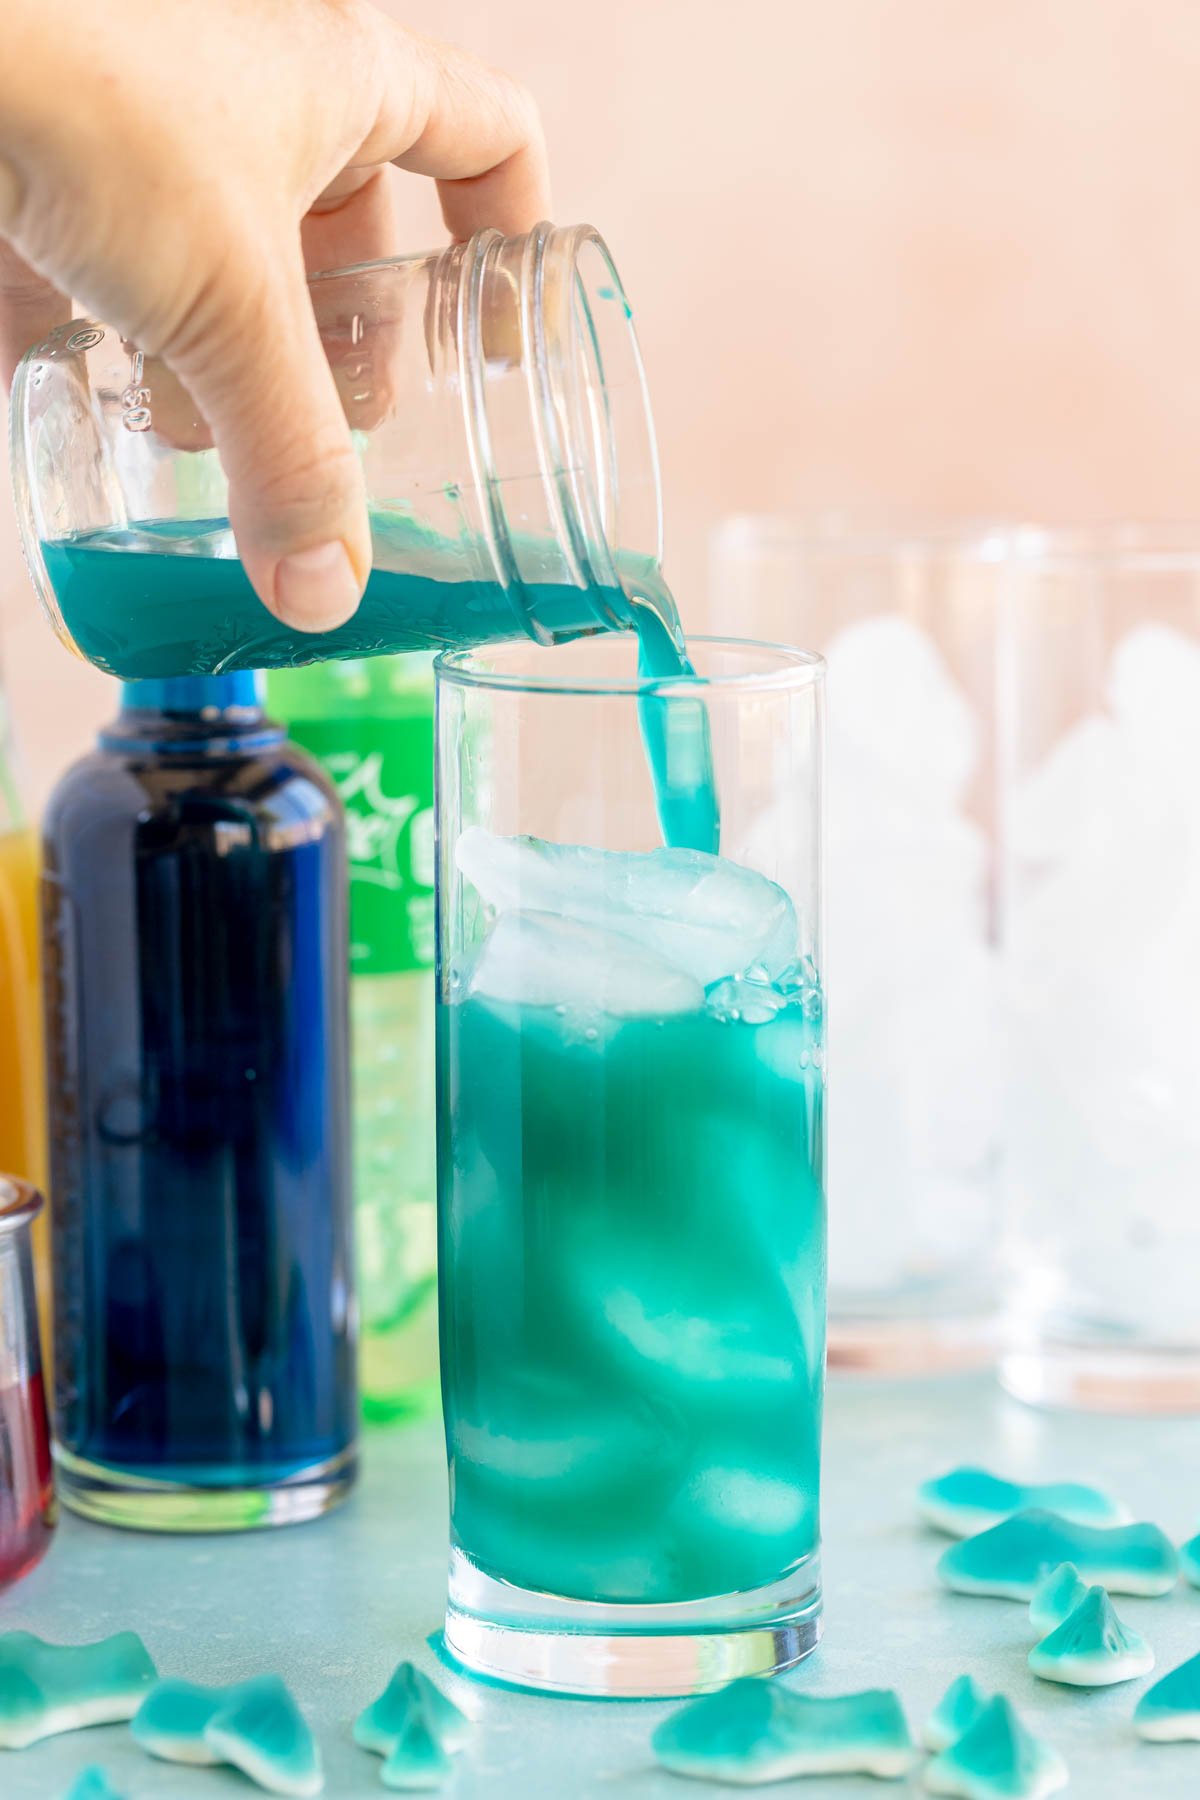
[600,1287,798,1389]
[467,909,703,1016]
[1007,622,1200,1339]
[456,829,797,985]
[937,1509,1179,1599]
[1027,1586,1153,1687]
[825,614,978,807]
[1108,623,1200,765]
[705,974,788,1025]
[796,613,1000,1303]
[916,1466,1126,1538]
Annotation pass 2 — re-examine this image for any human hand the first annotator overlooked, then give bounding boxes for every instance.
[0,0,549,629]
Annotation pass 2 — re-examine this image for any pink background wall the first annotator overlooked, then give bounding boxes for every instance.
[5,0,1200,804]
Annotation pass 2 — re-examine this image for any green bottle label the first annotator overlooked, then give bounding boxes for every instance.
[292,715,435,974]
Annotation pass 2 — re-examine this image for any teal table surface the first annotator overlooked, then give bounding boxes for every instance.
[4,1373,1199,1798]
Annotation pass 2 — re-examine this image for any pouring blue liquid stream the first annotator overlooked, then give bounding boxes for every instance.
[40,515,720,854]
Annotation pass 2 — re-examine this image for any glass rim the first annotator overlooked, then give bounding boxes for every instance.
[0,1176,43,1233]
[434,633,825,697]
[306,220,606,289]
[999,522,1200,573]
[714,511,1013,559]
[715,514,1200,571]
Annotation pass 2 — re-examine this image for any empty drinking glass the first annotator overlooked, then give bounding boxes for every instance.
[999,527,1200,1411]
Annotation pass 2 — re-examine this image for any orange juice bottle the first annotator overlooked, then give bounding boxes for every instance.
[0,711,48,1355]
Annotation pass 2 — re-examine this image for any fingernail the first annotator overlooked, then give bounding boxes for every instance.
[274,540,362,632]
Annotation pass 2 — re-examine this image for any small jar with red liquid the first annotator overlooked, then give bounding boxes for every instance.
[0,1177,54,1587]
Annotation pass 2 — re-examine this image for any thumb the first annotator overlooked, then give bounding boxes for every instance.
[166,243,368,632]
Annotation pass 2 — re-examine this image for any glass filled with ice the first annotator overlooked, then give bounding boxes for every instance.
[435,635,825,1697]
[1001,527,1200,1412]
[711,517,1003,1372]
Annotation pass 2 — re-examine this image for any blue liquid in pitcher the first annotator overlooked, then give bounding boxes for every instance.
[41,515,720,853]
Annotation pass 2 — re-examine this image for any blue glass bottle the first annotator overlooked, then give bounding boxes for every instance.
[41,673,356,1529]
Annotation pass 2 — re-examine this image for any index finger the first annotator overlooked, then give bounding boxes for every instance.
[0,236,69,385]
[361,22,551,241]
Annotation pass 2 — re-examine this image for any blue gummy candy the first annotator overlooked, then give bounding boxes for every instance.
[133,1677,264,1765]
[1134,1650,1200,1742]
[923,1674,992,1752]
[0,1632,157,1749]
[1180,1530,1200,1589]
[925,1696,1068,1799]
[203,1676,323,1797]
[937,1509,1178,1599]
[354,1662,467,1758]
[918,1466,1126,1538]
[380,1711,453,1790]
[1028,1585,1153,1687]
[652,1678,916,1783]
[62,1769,125,1800]
[1028,1563,1088,1636]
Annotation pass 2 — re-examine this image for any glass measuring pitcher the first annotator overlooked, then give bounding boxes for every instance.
[9,224,661,680]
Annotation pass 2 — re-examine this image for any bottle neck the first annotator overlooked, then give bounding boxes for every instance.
[450,224,664,643]
[102,670,283,756]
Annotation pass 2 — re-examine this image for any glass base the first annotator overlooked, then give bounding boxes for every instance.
[1001,1344,1200,1414]
[828,1306,998,1374]
[443,1545,822,1698]
[54,1442,358,1532]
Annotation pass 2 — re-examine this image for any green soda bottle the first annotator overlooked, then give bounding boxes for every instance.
[267,655,437,1422]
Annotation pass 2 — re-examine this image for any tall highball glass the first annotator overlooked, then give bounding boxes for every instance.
[435,634,825,1697]
[1000,527,1200,1411]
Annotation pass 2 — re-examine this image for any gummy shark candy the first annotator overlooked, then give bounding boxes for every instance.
[651,1678,916,1783]
[380,1711,454,1791]
[1027,1586,1154,1687]
[132,1677,268,1764]
[202,1677,323,1797]
[923,1675,992,1752]
[0,1631,157,1749]
[936,1509,1178,1599]
[1028,1563,1088,1637]
[917,1467,1127,1538]
[924,1697,1068,1800]
[63,1770,125,1800]
[354,1662,468,1758]
[1134,1651,1200,1741]
[1179,1530,1200,1588]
